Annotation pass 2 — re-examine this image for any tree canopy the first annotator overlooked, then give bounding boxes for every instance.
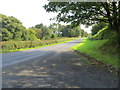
[0,14,38,41]
[91,22,107,36]
[44,1,120,33]
[30,23,88,39]
[1,14,88,41]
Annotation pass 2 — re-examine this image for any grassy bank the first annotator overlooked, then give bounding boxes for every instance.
[1,37,79,53]
[71,38,118,69]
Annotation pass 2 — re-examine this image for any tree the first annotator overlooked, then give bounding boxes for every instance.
[49,23,58,33]
[61,25,83,37]
[30,26,42,39]
[80,29,88,37]
[35,23,44,29]
[0,14,38,41]
[1,28,12,41]
[91,23,107,36]
[44,1,120,33]
[30,23,53,40]
[51,33,57,38]
[26,29,38,41]
[13,31,23,41]
[41,27,52,40]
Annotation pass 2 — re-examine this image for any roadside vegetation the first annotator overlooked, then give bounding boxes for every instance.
[0,14,88,53]
[72,23,118,69]
[1,37,78,53]
[71,38,118,69]
[1,1,119,69]
[44,2,119,69]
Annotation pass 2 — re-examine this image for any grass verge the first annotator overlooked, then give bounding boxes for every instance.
[71,38,118,69]
[1,37,79,53]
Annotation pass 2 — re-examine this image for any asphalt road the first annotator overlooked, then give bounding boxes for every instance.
[2,38,118,88]
[2,39,83,67]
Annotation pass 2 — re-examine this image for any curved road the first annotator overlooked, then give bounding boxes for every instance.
[2,38,118,88]
[2,39,83,67]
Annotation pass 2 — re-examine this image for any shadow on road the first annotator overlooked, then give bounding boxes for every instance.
[66,42,82,44]
[2,50,118,88]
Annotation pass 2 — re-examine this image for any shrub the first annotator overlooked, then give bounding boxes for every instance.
[51,34,58,38]
[2,41,15,50]
[90,26,115,40]
[1,38,76,51]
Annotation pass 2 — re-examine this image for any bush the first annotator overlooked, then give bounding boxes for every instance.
[1,38,76,51]
[51,34,58,38]
[90,26,116,40]
[2,41,15,50]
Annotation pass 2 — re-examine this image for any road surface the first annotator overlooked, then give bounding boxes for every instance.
[2,38,118,88]
[2,39,83,67]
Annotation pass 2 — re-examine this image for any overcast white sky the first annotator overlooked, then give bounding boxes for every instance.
[0,0,92,33]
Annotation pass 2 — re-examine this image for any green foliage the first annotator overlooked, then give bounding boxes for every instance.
[99,33,118,55]
[91,23,107,36]
[1,14,88,41]
[0,14,38,41]
[1,28,12,41]
[26,29,38,40]
[31,23,86,39]
[1,38,77,51]
[71,38,119,68]
[41,27,52,40]
[44,2,120,33]
[30,23,53,40]
[60,25,88,37]
[80,29,88,37]
[51,34,57,38]
[91,27,108,40]
[90,26,117,40]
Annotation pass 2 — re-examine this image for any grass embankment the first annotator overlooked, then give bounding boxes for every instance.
[1,37,79,53]
[71,38,118,69]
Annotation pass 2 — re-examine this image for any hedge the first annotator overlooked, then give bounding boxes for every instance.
[1,37,77,51]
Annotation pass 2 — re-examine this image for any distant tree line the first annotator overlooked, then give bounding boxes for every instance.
[0,14,88,41]
[30,23,88,40]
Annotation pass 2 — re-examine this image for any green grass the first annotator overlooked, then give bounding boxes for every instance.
[71,38,118,69]
[1,37,79,53]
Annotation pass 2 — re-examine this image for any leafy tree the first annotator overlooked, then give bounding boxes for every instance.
[41,27,52,40]
[44,1,120,33]
[30,26,42,39]
[13,31,23,41]
[91,23,107,36]
[60,25,84,37]
[51,34,57,38]
[31,23,53,40]
[35,23,44,29]
[1,28,12,41]
[61,25,69,37]
[49,23,58,33]
[26,29,38,41]
[21,29,29,41]
[74,26,81,37]
[36,29,42,39]
[0,14,38,41]
[80,29,88,37]
[31,23,54,40]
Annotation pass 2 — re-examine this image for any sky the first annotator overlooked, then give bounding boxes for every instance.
[0,0,92,33]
